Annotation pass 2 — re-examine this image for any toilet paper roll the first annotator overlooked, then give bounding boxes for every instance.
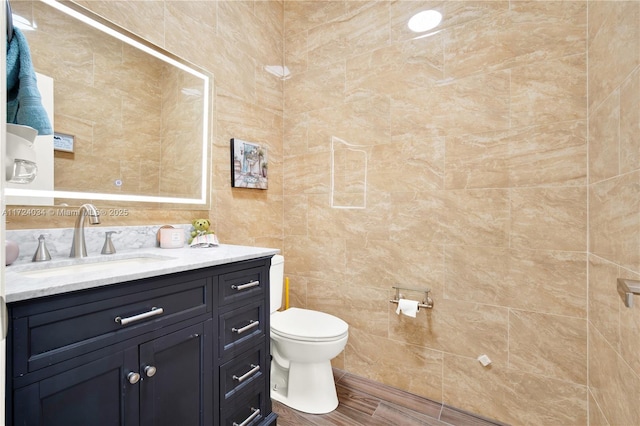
[395,298,419,318]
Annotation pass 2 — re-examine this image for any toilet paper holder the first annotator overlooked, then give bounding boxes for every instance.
[389,286,434,310]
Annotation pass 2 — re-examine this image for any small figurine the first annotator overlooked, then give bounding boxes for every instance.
[189,218,214,244]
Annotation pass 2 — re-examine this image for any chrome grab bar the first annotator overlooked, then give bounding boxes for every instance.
[232,364,260,383]
[233,408,260,426]
[231,280,260,291]
[232,320,259,334]
[115,307,164,326]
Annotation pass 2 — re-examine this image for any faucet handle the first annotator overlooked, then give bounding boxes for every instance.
[32,234,52,262]
[101,231,120,255]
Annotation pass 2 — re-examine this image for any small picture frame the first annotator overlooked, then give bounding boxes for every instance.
[231,138,268,190]
[53,132,75,153]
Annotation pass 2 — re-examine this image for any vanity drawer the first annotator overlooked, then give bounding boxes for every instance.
[219,299,266,360]
[220,386,268,426]
[220,343,267,401]
[11,272,211,375]
[217,260,268,307]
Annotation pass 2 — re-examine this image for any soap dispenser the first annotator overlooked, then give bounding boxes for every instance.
[32,234,51,262]
[101,231,119,255]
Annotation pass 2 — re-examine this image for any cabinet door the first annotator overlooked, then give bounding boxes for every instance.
[12,349,139,426]
[139,321,212,426]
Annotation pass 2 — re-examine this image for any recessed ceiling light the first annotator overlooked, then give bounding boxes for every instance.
[408,10,442,33]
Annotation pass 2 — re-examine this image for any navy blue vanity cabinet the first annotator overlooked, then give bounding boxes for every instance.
[6,257,277,426]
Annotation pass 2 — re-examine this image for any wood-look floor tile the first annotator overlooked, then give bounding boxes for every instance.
[272,401,317,426]
[336,371,444,418]
[335,383,380,416]
[272,369,508,426]
[373,402,450,426]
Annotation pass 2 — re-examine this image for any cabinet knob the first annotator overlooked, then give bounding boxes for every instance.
[145,365,157,377]
[127,372,140,384]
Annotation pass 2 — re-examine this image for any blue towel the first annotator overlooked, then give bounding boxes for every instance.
[6,28,52,135]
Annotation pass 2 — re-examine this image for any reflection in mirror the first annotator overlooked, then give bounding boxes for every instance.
[5,0,212,208]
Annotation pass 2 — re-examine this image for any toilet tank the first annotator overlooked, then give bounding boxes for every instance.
[270,255,284,312]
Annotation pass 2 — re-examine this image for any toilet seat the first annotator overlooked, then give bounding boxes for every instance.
[271,308,348,342]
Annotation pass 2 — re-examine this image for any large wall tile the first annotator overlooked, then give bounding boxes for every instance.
[509,310,587,385]
[590,172,640,271]
[511,54,587,128]
[445,1,585,80]
[445,130,509,190]
[589,89,620,184]
[284,63,345,115]
[445,246,587,317]
[379,191,449,244]
[346,328,443,402]
[508,120,587,188]
[307,279,389,338]
[589,326,640,426]
[440,189,510,246]
[389,299,508,364]
[443,354,587,425]
[284,1,348,38]
[284,28,308,75]
[306,2,390,68]
[588,1,640,112]
[444,9,514,79]
[511,186,587,251]
[390,70,510,139]
[619,270,640,376]
[306,95,390,150]
[589,255,621,353]
[620,67,640,175]
[507,1,586,64]
[369,136,444,193]
[74,0,165,47]
[588,391,610,426]
[446,120,587,190]
[283,235,346,283]
[165,1,217,69]
[345,34,444,101]
[344,238,444,295]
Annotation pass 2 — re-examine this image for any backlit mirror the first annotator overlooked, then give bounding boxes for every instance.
[5,0,212,208]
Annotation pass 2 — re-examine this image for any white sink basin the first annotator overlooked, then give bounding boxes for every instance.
[13,255,174,279]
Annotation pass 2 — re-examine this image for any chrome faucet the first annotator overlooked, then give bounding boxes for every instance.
[70,204,101,258]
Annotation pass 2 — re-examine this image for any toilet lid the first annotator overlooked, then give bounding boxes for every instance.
[271,308,348,342]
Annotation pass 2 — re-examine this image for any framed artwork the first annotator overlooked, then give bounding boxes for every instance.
[53,132,75,153]
[231,138,268,189]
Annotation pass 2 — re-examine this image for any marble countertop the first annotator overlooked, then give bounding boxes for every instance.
[5,244,280,303]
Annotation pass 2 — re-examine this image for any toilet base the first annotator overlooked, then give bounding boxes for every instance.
[270,359,338,414]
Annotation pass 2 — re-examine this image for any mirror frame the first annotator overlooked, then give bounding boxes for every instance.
[5,0,212,208]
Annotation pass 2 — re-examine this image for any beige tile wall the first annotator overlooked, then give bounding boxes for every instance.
[587,1,640,425]
[283,1,590,424]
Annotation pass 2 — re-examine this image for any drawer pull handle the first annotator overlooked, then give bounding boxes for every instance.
[233,407,260,426]
[231,280,260,291]
[232,364,260,383]
[115,307,164,326]
[232,320,259,335]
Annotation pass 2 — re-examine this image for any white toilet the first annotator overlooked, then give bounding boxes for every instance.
[269,255,349,414]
